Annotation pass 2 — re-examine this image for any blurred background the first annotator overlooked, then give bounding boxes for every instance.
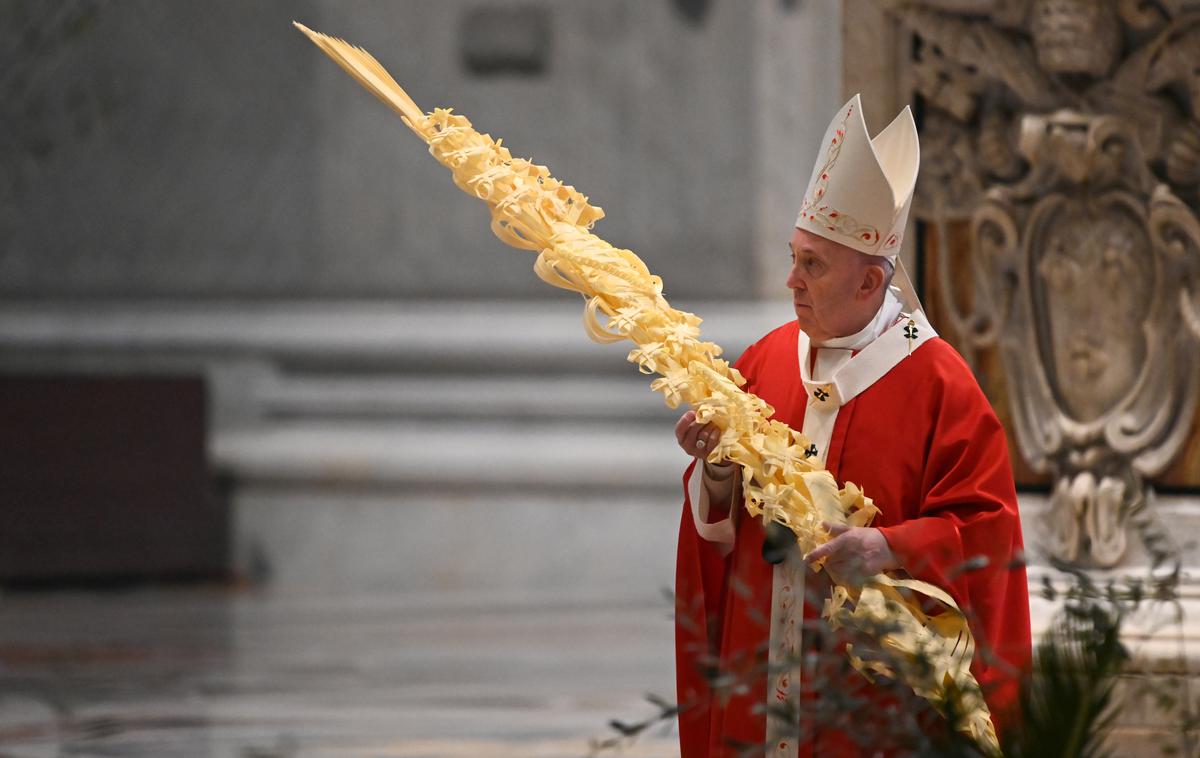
[2,0,1200,756]
[0,1,836,755]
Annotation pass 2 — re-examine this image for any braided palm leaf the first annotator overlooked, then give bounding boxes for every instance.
[294,21,1000,754]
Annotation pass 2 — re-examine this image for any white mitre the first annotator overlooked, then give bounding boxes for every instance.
[795,94,923,312]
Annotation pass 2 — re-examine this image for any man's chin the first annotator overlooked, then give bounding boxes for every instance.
[793,309,826,340]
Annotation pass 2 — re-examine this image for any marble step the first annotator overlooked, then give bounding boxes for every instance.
[213,420,690,493]
[231,488,683,594]
[0,298,793,373]
[256,373,680,422]
[215,420,690,593]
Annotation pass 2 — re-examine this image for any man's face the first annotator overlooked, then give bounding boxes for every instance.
[786,228,873,343]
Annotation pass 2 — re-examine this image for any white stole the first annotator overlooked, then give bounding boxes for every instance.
[765,293,936,757]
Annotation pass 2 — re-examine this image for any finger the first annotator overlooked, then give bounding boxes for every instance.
[821,522,852,536]
[680,422,702,452]
[805,538,836,563]
[807,530,853,563]
[674,411,696,442]
[688,423,718,455]
[688,427,715,457]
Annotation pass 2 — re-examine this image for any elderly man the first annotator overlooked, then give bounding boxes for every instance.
[673,95,1031,757]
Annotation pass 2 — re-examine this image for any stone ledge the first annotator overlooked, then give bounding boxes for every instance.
[0,298,793,372]
[213,420,688,493]
[232,489,682,595]
[257,373,678,423]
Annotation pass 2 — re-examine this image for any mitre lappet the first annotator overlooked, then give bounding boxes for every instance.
[795,93,923,313]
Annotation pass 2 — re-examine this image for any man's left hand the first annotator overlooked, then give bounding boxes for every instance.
[804,523,899,585]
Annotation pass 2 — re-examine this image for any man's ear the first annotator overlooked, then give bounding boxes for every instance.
[858,262,885,300]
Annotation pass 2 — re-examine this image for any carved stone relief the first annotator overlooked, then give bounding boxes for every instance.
[892,1,1200,566]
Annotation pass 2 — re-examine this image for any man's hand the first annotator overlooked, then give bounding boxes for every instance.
[675,410,720,459]
[805,523,899,585]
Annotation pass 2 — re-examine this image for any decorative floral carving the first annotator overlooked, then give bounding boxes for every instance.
[895,2,1200,566]
[1031,0,1122,76]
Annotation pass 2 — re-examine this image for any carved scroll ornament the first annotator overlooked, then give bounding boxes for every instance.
[973,116,1200,566]
[894,2,1200,566]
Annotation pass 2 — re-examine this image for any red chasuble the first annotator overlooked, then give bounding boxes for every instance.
[675,320,1031,757]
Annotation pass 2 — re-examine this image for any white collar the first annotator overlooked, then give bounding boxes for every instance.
[813,287,904,351]
[798,298,937,408]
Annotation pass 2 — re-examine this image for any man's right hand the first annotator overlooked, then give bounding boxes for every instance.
[675,410,721,459]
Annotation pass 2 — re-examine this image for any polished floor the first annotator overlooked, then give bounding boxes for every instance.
[0,588,678,758]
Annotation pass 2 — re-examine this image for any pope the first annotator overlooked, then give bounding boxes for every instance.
[673,95,1032,757]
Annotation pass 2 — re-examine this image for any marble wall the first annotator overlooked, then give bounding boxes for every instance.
[2,0,842,301]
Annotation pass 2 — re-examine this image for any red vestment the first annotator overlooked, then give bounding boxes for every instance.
[675,320,1031,757]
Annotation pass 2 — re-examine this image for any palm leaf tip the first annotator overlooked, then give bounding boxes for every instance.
[292,21,425,123]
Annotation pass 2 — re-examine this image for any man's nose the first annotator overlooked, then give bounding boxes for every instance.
[786,265,804,290]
